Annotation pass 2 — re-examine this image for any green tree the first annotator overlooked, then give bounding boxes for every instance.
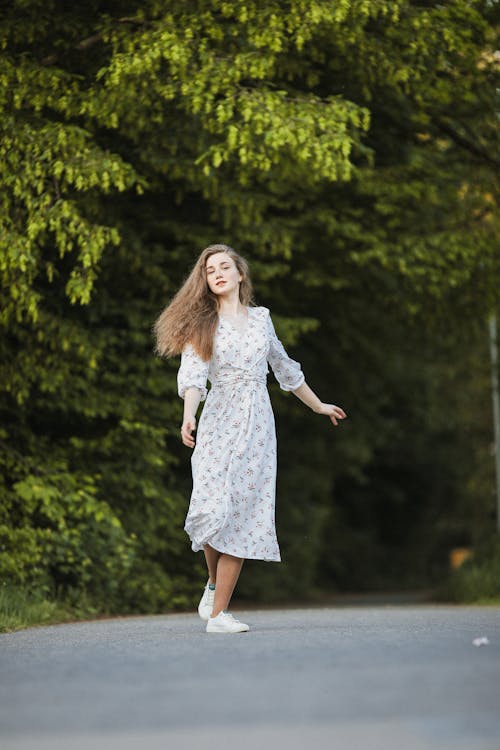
[0,1,498,615]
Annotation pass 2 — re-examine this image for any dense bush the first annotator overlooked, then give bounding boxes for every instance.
[440,538,500,604]
[1,468,134,603]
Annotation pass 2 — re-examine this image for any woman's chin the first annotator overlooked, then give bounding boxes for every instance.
[212,286,234,297]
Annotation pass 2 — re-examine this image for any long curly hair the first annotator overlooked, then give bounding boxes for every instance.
[153,244,255,361]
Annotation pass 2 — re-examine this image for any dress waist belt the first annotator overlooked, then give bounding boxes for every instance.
[211,373,267,388]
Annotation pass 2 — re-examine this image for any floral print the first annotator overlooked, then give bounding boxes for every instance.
[177,306,305,561]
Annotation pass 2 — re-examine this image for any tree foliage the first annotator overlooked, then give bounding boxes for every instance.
[0,0,498,613]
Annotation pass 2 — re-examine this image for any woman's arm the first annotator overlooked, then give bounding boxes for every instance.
[181,387,203,448]
[292,382,347,426]
[177,342,210,448]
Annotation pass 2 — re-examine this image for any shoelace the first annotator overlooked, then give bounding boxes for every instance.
[221,611,239,623]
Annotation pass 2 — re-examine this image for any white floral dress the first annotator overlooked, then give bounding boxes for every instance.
[177,306,305,562]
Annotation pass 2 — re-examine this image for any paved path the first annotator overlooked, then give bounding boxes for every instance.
[1,606,499,749]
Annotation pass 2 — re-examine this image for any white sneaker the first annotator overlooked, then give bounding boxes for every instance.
[198,580,216,621]
[206,611,249,633]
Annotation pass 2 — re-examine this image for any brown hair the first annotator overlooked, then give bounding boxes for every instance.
[153,244,254,361]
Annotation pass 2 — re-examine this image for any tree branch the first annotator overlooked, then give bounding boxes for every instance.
[435,118,500,169]
[40,17,147,66]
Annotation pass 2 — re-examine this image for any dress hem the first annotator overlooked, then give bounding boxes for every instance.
[189,537,281,563]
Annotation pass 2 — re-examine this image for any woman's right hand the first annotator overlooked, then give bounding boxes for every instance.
[181,415,197,448]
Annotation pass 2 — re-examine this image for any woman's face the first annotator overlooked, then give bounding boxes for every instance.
[205,252,242,297]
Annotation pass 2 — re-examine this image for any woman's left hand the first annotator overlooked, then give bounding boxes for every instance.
[315,403,347,426]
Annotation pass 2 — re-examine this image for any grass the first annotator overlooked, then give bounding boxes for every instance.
[0,585,77,633]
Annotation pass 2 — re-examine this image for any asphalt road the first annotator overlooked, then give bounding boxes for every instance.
[1,606,499,750]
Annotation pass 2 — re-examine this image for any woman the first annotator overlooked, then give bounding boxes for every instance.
[154,244,346,634]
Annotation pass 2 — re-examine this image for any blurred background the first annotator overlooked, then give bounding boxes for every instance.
[1,0,499,630]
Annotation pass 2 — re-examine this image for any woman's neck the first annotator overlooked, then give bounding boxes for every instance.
[218,293,246,318]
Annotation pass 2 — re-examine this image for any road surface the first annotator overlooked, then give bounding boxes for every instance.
[1,606,499,749]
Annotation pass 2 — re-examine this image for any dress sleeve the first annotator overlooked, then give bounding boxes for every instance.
[177,343,209,401]
[266,310,305,392]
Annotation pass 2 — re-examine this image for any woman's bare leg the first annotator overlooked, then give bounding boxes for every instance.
[203,544,221,584]
[212,553,244,617]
